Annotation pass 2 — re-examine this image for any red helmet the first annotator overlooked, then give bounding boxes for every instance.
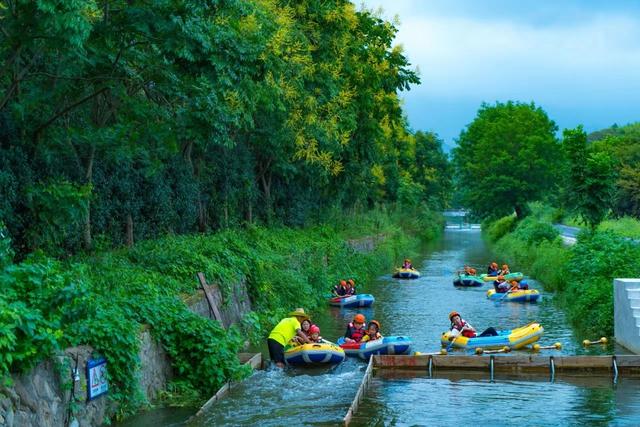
[449,311,460,321]
[353,314,365,324]
[310,325,320,334]
[340,280,347,286]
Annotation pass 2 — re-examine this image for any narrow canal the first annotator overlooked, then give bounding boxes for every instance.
[122,229,640,426]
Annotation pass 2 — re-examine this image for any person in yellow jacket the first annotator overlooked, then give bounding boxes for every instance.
[267,308,311,368]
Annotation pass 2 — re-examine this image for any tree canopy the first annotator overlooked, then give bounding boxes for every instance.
[0,0,451,257]
[452,101,561,219]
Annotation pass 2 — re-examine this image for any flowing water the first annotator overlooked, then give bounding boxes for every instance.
[120,229,640,426]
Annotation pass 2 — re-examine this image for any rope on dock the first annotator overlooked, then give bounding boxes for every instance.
[343,357,374,426]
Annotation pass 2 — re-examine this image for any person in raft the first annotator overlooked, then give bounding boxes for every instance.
[308,325,322,343]
[402,259,413,269]
[487,262,499,276]
[463,265,477,276]
[333,280,350,297]
[448,311,498,338]
[346,278,356,295]
[267,308,312,368]
[500,264,510,275]
[290,318,313,345]
[493,275,510,293]
[361,320,382,342]
[344,313,367,343]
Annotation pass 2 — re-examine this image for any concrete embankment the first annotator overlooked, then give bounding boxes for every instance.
[0,277,252,427]
[615,279,640,354]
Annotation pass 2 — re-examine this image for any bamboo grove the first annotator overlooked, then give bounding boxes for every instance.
[0,0,451,257]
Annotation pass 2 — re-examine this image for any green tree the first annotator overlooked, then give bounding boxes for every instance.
[563,126,616,229]
[452,101,561,219]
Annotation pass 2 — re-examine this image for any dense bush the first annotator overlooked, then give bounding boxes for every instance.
[484,215,517,240]
[510,217,559,246]
[0,208,440,418]
[488,215,640,336]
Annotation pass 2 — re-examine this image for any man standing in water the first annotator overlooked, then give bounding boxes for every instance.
[267,308,312,368]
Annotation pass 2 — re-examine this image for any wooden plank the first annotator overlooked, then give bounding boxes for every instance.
[373,355,640,375]
[238,353,262,369]
[197,272,224,325]
[194,382,231,418]
[343,357,374,426]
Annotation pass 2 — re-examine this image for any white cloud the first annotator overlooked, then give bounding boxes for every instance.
[360,0,640,142]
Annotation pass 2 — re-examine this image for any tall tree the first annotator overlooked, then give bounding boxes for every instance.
[452,101,561,219]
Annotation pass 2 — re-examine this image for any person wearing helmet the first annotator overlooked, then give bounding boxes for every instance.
[344,313,367,343]
[402,259,413,269]
[493,275,509,293]
[333,280,349,297]
[346,279,357,295]
[448,311,497,339]
[308,325,322,343]
[487,262,499,276]
[361,320,382,342]
[268,308,312,368]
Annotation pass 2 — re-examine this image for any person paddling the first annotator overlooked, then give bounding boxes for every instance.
[267,308,312,368]
[448,311,498,339]
[487,262,499,276]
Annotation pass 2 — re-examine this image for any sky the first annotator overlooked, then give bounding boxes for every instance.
[359,0,640,150]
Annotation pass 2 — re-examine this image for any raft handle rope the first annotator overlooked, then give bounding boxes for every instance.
[489,355,494,383]
[428,355,433,378]
[549,356,555,382]
[612,356,618,385]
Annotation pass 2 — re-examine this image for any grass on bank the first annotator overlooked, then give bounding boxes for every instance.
[0,206,442,420]
[485,210,640,337]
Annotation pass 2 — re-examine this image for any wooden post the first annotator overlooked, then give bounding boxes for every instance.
[343,356,374,425]
[197,272,224,326]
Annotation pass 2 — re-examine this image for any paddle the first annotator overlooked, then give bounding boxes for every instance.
[499,287,514,301]
[446,329,467,351]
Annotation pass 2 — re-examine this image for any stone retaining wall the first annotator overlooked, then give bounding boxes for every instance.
[0,276,252,427]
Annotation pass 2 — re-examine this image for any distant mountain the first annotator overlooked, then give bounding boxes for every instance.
[588,122,640,142]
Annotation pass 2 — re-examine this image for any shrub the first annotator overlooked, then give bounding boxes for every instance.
[485,215,517,240]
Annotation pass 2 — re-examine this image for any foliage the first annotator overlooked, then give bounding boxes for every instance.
[0,0,450,258]
[597,217,640,239]
[588,122,640,218]
[452,101,561,220]
[562,127,616,229]
[488,215,640,336]
[0,208,440,417]
[484,215,517,241]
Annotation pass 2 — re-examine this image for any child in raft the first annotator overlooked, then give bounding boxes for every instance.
[463,265,477,276]
[333,280,350,297]
[308,325,323,343]
[344,313,367,343]
[346,279,356,295]
[493,275,510,293]
[291,319,312,345]
[487,262,499,276]
[402,259,413,269]
[500,264,510,275]
[361,320,382,342]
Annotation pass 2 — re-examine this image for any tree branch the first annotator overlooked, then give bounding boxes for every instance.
[33,87,108,137]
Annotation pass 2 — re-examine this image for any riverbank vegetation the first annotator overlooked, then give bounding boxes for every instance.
[455,102,640,337]
[0,207,443,418]
[485,205,640,337]
[0,0,451,261]
[0,0,453,419]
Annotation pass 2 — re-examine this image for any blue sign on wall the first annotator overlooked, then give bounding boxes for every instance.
[86,358,108,401]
